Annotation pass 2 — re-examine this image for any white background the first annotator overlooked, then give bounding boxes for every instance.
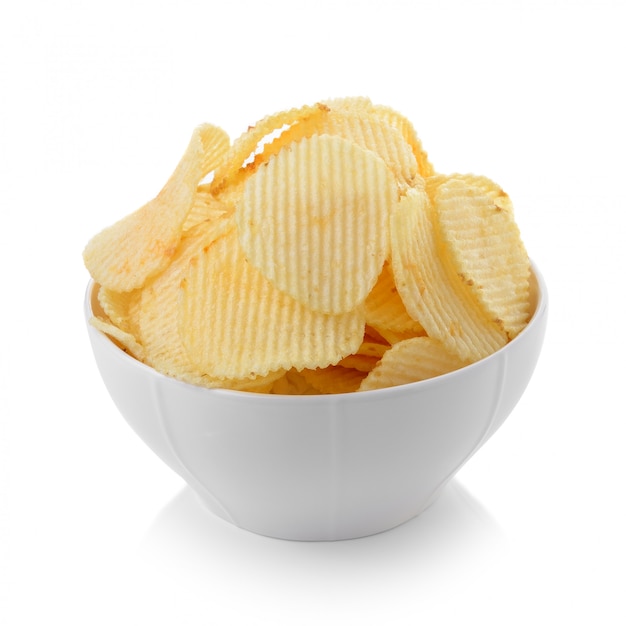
[1,0,625,624]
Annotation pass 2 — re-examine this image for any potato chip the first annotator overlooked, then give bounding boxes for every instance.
[179,229,366,380]
[270,369,320,395]
[236,134,397,314]
[182,185,232,232]
[336,354,380,373]
[368,103,435,178]
[89,316,145,362]
[251,107,418,188]
[83,124,230,292]
[358,336,466,391]
[391,187,508,362]
[97,286,141,336]
[138,215,235,386]
[300,366,368,394]
[365,261,425,334]
[210,102,330,195]
[427,174,531,338]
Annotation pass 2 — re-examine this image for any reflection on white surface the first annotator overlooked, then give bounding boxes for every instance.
[139,478,506,621]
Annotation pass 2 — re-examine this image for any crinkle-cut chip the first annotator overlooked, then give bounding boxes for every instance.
[391,187,507,362]
[322,97,434,178]
[365,262,425,334]
[138,215,235,383]
[374,326,426,346]
[427,174,531,339]
[210,102,330,195]
[358,336,466,391]
[270,369,320,395]
[223,369,286,393]
[322,96,374,112]
[236,134,397,314]
[179,230,365,380]
[251,109,418,187]
[337,354,380,373]
[97,286,141,336]
[368,103,435,178]
[319,110,418,186]
[301,366,368,394]
[363,325,391,346]
[83,124,230,292]
[90,316,145,362]
[357,339,390,359]
[182,186,232,232]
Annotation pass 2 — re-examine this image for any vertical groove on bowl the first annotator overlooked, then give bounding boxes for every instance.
[419,351,509,513]
[327,397,341,540]
[149,378,238,526]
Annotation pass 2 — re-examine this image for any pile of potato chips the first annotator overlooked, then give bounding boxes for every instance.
[84,97,531,394]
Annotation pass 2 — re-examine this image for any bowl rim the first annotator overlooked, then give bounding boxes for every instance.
[85,260,548,401]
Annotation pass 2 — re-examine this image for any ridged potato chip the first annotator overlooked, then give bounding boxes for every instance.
[427,174,531,338]
[97,286,141,337]
[210,102,330,195]
[251,106,418,188]
[84,98,532,394]
[83,124,230,292]
[138,216,235,387]
[89,316,145,362]
[365,261,425,335]
[300,365,368,394]
[236,134,397,314]
[358,336,466,391]
[391,187,508,362]
[179,229,366,380]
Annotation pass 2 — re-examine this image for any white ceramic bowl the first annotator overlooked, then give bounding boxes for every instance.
[85,263,547,541]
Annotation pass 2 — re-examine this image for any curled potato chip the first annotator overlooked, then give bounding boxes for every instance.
[236,134,397,314]
[138,215,235,386]
[83,124,230,292]
[358,336,466,391]
[97,286,141,337]
[321,97,434,177]
[90,316,145,362]
[391,187,508,362]
[210,102,330,195]
[300,366,368,394]
[179,230,366,380]
[365,262,425,335]
[251,107,418,188]
[427,174,531,338]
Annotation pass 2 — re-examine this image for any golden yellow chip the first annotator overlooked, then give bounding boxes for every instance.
[365,261,425,334]
[96,286,141,337]
[182,186,232,232]
[300,366,368,394]
[236,134,397,314]
[391,187,508,362]
[83,124,230,292]
[250,107,418,188]
[368,103,435,178]
[427,174,531,338]
[336,354,380,373]
[210,102,330,195]
[270,369,320,395]
[138,215,235,386]
[358,336,466,391]
[322,98,434,177]
[179,229,366,380]
[89,316,145,362]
